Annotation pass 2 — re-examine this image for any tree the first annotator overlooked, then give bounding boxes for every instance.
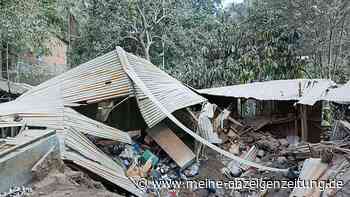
[290,0,350,82]
[0,0,62,79]
[69,0,349,88]
[70,0,177,65]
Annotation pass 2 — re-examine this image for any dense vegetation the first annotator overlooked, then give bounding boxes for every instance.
[1,0,350,87]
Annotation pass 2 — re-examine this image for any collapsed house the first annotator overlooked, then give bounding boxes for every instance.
[196,80,350,196]
[1,45,350,196]
[324,81,350,140]
[198,79,337,143]
[0,47,290,196]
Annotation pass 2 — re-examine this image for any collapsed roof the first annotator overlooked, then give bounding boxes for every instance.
[0,47,302,195]
[198,79,338,106]
[0,47,208,196]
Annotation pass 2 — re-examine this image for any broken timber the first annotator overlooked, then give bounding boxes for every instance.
[147,123,195,168]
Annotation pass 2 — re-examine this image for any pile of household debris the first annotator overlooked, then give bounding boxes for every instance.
[0,46,350,197]
[192,105,350,196]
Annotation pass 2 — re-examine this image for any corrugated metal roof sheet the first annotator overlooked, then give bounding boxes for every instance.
[116,47,207,127]
[297,80,337,105]
[64,128,143,196]
[198,79,335,106]
[323,81,350,104]
[21,50,132,105]
[0,86,64,129]
[64,107,131,143]
[0,47,208,194]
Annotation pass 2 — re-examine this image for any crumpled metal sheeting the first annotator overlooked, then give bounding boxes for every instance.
[64,107,132,144]
[197,103,219,143]
[133,82,167,127]
[20,50,132,105]
[122,50,206,127]
[64,127,143,197]
[197,114,212,141]
[64,128,124,173]
[0,87,63,117]
[121,48,287,172]
[198,79,335,106]
[0,86,65,130]
[65,152,143,197]
[0,47,207,195]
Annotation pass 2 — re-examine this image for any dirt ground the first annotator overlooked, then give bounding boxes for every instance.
[28,168,124,197]
[177,149,232,197]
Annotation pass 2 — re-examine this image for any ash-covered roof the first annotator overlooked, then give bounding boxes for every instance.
[198,79,336,106]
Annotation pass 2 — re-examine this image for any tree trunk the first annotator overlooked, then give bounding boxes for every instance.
[144,45,151,62]
[327,23,333,79]
[6,42,9,80]
[0,42,2,79]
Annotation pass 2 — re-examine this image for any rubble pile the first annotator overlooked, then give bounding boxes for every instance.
[187,107,350,196]
[82,105,350,196]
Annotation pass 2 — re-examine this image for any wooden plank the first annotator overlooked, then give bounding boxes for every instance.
[301,105,308,141]
[147,123,195,169]
[290,158,328,197]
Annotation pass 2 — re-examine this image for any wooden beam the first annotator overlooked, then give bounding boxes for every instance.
[301,105,308,142]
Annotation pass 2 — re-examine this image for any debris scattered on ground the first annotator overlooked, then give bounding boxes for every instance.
[28,167,123,197]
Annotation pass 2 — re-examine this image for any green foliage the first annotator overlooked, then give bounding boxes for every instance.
[1,0,349,87]
[69,0,326,89]
[0,0,61,54]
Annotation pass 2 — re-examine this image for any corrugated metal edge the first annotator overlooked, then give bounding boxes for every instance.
[64,128,143,196]
[198,79,337,105]
[64,107,132,144]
